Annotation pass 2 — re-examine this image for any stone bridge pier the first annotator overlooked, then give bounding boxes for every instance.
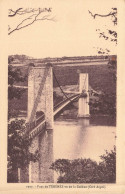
[20,64,54,183]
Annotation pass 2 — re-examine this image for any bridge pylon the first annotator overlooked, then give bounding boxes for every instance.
[28,63,54,129]
[20,64,54,183]
[78,73,90,118]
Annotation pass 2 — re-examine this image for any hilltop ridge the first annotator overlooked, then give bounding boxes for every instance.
[8,54,116,66]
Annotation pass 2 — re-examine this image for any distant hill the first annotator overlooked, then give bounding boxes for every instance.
[8,54,116,66]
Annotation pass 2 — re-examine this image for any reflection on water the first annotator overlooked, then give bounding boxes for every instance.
[54,115,116,162]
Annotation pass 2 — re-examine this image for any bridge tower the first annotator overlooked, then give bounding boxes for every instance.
[28,64,53,129]
[20,64,54,183]
[78,73,90,118]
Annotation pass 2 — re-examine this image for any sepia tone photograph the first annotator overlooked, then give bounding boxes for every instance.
[7,0,117,184]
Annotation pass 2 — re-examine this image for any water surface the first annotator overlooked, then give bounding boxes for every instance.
[54,115,116,162]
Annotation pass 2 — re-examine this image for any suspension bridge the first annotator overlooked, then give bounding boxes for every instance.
[19,63,90,183]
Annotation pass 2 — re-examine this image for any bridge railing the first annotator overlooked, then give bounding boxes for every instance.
[36,114,45,125]
[26,115,45,132]
[54,94,79,111]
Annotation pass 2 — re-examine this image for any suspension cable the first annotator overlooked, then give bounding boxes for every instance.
[53,70,72,102]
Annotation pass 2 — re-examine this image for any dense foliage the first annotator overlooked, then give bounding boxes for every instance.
[8,119,39,182]
[8,61,26,119]
[90,92,116,116]
[50,147,116,183]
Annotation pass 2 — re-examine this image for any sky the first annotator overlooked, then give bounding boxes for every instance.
[8,0,118,58]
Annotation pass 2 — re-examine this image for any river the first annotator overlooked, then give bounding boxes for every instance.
[53,114,116,163]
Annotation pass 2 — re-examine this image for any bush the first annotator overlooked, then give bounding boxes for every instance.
[50,147,116,183]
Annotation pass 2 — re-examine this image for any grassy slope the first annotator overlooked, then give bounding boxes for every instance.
[53,64,115,94]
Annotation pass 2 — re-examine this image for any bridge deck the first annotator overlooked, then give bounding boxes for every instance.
[28,94,80,138]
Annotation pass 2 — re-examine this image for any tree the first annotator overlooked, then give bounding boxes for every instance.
[8,8,55,35]
[8,61,26,119]
[88,8,117,84]
[88,8,117,117]
[89,92,116,116]
[8,119,39,182]
[88,8,117,75]
[99,146,116,183]
[88,8,117,54]
[50,147,116,183]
